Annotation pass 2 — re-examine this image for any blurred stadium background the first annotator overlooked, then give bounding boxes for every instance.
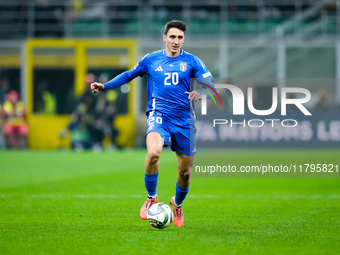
[0,0,339,150]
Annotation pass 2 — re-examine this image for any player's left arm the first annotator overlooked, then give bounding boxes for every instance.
[188,56,217,102]
[185,91,201,103]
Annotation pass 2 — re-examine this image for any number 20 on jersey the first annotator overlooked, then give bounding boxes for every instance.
[164,72,179,85]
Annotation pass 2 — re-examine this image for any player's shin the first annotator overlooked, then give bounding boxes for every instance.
[144,172,158,198]
[174,182,189,206]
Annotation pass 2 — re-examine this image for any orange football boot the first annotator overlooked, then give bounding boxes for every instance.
[140,196,158,220]
[170,196,184,227]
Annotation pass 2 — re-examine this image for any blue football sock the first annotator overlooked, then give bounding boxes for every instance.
[175,183,189,206]
[144,172,158,196]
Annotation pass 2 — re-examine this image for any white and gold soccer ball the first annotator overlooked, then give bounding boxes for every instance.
[147,203,173,229]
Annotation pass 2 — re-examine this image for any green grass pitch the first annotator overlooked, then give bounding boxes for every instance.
[0,149,339,254]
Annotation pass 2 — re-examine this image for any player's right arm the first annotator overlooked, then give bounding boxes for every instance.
[90,82,104,93]
[91,55,148,94]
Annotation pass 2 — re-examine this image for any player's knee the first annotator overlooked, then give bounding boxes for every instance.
[178,167,191,178]
[146,150,161,164]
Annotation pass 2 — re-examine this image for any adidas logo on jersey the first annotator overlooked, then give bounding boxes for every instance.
[155,66,163,71]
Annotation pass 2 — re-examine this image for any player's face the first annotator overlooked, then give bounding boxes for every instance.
[163,28,185,57]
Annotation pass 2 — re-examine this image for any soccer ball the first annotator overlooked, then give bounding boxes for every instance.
[147,203,173,229]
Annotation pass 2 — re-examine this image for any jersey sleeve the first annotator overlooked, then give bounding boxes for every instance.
[191,56,213,79]
[191,56,216,99]
[103,54,148,90]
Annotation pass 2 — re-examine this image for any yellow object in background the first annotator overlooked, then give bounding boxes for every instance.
[25,39,137,149]
[106,90,118,102]
[41,91,57,114]
[72,0,83,12]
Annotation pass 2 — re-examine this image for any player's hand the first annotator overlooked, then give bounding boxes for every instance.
[185,91,201,103]
[90,82,104,93]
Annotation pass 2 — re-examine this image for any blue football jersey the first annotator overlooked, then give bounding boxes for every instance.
[103,49,214,121]
[133,49,213,118]
[102,48,214,154]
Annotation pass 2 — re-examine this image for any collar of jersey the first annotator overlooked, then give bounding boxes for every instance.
[163,49,184,58]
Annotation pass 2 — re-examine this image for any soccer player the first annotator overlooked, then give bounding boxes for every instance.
[91,20,215,227]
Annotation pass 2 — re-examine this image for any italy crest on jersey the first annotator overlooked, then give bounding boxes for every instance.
[180,62,187,72]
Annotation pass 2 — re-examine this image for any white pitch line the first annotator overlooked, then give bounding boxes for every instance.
[1,194,340,199]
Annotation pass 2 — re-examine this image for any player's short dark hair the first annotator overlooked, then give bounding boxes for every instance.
[164,20,186,35]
